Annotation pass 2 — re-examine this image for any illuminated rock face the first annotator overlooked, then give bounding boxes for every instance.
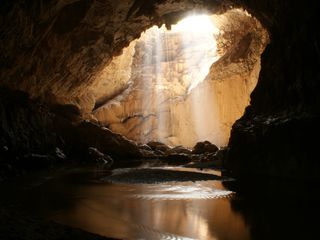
[93,10,268,147]
[0,0,224,109]
[0,1,267,148]
[2,0,318,179]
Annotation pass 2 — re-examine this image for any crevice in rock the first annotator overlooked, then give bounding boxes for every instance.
[121,113,157,124]
[93,82,132,111]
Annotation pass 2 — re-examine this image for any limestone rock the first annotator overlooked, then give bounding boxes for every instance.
[166,146,192,155]
[147,141,171,153]
[87,147,114,167]
[74,121,142,160]
[0,1,268,149]
[1,0,319,180]
[50,104,81,122]
[55,147,66,160]
[212,147,228,167]
[192,141,219,154]
[0,87,61,162]
[226,115,320,179]
[92,9,268,148]
[139,144,153,151]
[139,149,158,158]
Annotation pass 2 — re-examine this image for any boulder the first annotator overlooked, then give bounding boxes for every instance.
[147,141,171,153]
[55,147,66,160]
[74,121,142,160]
[139,144,153,151]
[87,147,114,167]
[139,149,158,158]
[192,141,219,154]
[166,145,192,155]
[88,147,105,161]
[212,147,228,167]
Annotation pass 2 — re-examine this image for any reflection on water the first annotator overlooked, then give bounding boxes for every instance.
[2,167,320,239]
[19,167,249,240]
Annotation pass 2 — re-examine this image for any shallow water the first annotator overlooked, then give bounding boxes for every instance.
[3,166,319,240]
[14,167,247,240]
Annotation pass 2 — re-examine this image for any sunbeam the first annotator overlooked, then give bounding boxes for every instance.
[92,10,267,148]
[138,14,221,144]
[171,15,220,142]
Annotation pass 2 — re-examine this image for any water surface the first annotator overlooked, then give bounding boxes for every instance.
[3,166,318,239]
[23,167,249,240]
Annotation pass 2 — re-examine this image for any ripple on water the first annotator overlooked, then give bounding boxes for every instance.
[127,182,234,201]
[103,167,224,184]
[6,167,248,240]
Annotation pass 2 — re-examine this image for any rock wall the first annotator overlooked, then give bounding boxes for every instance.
[0,86,143,178]
[225,1,320,179]
[1,0,319,179]
[0,0,225,103]
[90,41,136,111]
[93,10,268,147]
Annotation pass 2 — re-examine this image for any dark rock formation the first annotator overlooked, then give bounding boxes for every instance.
[223,179,320,240]
[225,1,320,179]
[0,87,65,177]
[192,141,219,154]
[87,147,114,166]
[0,208,115,240]
[0,87,142,179]
[0,0,319,180]
[73,121,142,160]
[213,147,228,167]
[0,87,58,155]
[147,141,171,153]
[227,114,320,179]
[166,146,192,155]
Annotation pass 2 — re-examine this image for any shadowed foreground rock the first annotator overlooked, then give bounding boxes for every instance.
[73,121,142,160]
[0,208,116,240]
[192,141,219,154]
[0,87,141,179]
[227,115,320,179]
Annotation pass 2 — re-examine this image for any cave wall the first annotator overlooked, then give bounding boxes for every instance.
[93,10,267,147]
[1,0,319,178]
[0,87,59,156]
[0,0,226,104]
[226,1,320,179]
[90,41,136,111]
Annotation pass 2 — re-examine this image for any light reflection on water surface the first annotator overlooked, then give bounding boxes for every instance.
[27,167,250,240]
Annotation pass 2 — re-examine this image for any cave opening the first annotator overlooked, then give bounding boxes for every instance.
[91,9,268,148]
[1,1,319,239]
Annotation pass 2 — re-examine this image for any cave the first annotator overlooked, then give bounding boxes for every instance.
[91,10,267,147]
[0,1,319,240]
